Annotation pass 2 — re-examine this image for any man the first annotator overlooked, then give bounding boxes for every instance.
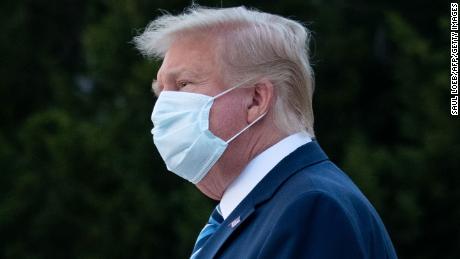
[134,5,398,259]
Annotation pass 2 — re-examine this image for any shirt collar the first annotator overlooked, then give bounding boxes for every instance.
[219,131,312,219]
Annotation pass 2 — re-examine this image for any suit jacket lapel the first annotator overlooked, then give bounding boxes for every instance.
[198,141,329,258]
[198,203,255,258]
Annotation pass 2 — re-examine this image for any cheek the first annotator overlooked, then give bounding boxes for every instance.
[209,96,247,141]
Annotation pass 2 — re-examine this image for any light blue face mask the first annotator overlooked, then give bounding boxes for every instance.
[151,84,266,184]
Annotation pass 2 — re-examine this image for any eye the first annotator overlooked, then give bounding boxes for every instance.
[177,80,191,88]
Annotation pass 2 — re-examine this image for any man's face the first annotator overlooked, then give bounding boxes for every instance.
[154,34,252,193]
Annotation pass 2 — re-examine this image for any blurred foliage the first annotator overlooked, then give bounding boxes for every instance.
[0,0,457,258]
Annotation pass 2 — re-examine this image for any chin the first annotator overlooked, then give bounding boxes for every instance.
[196,181,223,201]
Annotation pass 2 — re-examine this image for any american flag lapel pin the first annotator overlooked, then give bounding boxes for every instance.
[229,216,241,228]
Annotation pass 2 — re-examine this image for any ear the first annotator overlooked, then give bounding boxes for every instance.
[246,79,275,123]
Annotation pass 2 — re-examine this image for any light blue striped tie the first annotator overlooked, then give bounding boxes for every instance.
[190,204,224,259]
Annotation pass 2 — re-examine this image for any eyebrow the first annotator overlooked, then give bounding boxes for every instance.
[168,69,202,80]
[151,79,161,96]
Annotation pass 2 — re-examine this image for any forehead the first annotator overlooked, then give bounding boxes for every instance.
[157,34,221,80]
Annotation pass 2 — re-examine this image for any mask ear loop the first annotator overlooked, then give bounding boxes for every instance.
[225,111,267,144]
[211,77,266,143]
[212,77,256,100]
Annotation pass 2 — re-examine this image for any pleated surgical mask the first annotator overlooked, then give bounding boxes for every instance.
[151,84,266,184]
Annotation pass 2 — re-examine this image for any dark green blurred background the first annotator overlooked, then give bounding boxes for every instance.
[0,0,458,258]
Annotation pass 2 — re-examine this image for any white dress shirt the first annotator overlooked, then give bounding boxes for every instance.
[219,131,312,219]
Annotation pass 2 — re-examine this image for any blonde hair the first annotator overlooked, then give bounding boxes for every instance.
[134,5,315,136]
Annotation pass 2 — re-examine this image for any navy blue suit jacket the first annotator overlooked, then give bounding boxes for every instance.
[197,141,397,259]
